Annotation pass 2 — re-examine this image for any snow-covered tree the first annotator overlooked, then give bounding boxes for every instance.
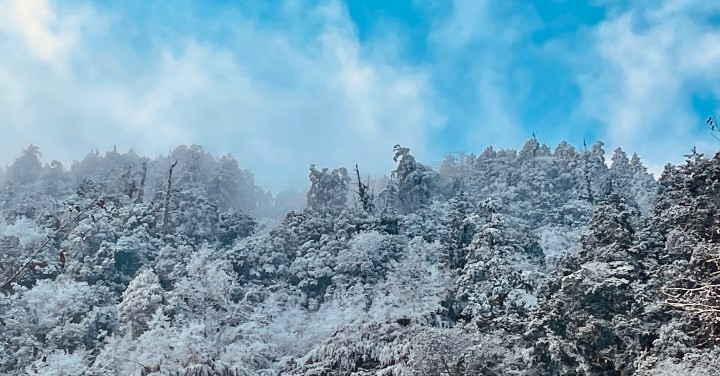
[388,144,440,213]
[306,165,351,212]
[6,144,42,186]
[119,268,164,338]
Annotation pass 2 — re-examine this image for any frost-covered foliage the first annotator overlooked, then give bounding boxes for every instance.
[383,145,440,214]
[3,140,720,375]
[0,278,114,373]
[306,165,351,212]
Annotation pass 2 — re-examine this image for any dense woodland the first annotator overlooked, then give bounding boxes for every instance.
[1,139,719,375]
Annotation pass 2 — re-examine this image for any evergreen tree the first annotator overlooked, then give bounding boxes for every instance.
[387,144,440,213]
[306,165,351,212]
[6,144,42,186]
[531,193,648,374]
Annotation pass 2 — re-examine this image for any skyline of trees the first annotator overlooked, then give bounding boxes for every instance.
[1,139,718,375]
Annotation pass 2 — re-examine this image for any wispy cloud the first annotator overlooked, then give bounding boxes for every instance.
[577,1,720,170]
[0,0,439,191]
[425,0,541,149]
[0,0,82,63]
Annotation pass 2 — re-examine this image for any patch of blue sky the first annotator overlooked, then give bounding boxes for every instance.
[344,0,613,154]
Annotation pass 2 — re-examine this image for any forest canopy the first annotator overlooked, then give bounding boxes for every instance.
[1,140,718,375]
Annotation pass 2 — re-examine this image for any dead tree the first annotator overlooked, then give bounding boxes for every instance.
[137,160,147,203]
[355,164,374,213]
[162,160,178,235]
[580,139,594,204]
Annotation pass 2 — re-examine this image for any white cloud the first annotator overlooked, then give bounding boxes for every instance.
[426,0,539,149]
[0,0,66,61]
[0,0,439,192]
[578,1,720,171]
[0,0,91,64]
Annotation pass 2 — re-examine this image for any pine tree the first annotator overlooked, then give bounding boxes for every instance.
[531,193,648,374]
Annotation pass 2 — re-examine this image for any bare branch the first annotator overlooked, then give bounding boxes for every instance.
[1,198,103,291]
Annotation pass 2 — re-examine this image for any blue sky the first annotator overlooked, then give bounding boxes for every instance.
[1,0,720,192]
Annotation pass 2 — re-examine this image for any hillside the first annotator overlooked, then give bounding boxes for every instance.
[1,139,719,375]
